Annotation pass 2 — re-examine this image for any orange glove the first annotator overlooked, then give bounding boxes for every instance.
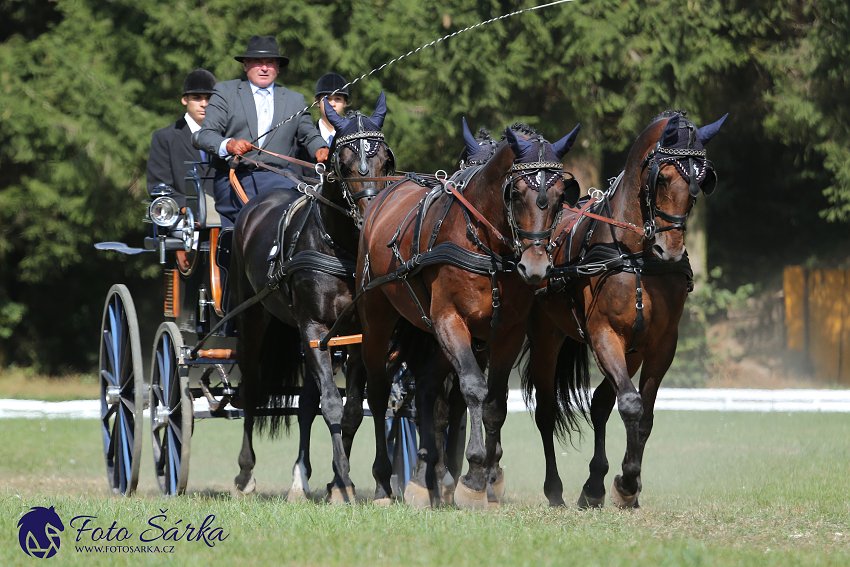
[315,147,329,163]
[226,138,253,156]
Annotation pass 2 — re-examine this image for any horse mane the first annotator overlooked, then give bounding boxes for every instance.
[652,109,689,121]
[501,122,539,140]
[476,127,497,145]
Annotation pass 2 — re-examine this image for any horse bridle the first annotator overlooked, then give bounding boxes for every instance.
[639,120,715,240]
[501,135,578,257]
[328,112,397,224]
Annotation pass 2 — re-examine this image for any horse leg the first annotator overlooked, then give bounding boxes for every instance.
[431,389,452,504]
[443,374,467,503]
[577,378,614,508]
[341,345,366,459]
[577,351,642,508]
[405,355,452,508]
[287,376,319,502]
[433,316,491,509]
[627,345,674,509]
[480,326,526,507]
[526,318,567,507]
[591,339,646,509]
[301,323,355,504]
[360,294,399,504]
[233,414,257,496]
[233,301,264,496]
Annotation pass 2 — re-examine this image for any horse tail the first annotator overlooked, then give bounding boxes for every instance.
[246,316,303,439]
[552,337,591,444]
[519,336,591,445]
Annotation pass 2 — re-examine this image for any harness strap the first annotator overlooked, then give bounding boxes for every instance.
[441,180,511,247]
[561,202,644,235]
[251,144,321,170]
[317,241,516,350]
[550,197,597,251]
[626,269,646,354]
[229,163,250,204]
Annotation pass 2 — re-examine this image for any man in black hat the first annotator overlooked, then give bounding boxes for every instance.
[193,35,328,227]
[146,68,216,208]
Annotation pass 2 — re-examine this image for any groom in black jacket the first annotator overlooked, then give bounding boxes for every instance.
[146,68,217,208]
[193,35,328,227]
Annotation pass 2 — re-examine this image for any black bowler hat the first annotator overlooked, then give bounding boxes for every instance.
[182,69,216,95]
[315,73,349,98]
[234,35,290,67]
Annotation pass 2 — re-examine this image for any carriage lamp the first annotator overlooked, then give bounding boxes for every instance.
[149,196,181,228]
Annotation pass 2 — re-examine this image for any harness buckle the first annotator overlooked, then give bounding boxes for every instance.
[643,221,656,240]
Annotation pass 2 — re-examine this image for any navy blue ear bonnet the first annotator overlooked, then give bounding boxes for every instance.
[502,122,582,208]
[324,91,387,139]
[461,118,498,164]
[651,112,727,197]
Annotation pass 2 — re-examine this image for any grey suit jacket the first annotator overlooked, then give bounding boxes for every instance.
[193,78,326,170]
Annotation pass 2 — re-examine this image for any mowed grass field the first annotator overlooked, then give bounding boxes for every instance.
[1,410,848,566]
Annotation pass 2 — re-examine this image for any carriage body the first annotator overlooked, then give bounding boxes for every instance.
[97,163,419,497]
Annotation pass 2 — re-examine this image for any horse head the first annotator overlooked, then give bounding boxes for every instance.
[324,90,395,226]
[629,110,727,262]
[500,122,581,285]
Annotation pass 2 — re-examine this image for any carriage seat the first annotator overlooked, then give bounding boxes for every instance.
[184,164,221,229]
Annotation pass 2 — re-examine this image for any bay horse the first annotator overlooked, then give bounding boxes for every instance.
[521,110,727,507]
[230,93,394,501]
[356,119,581,508]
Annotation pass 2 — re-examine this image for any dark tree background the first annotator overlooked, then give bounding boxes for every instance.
[1,0,848,372]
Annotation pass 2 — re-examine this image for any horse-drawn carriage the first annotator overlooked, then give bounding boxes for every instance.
[98,103,727,509]
[96,97,423,498]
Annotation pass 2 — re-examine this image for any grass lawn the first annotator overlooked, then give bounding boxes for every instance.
[1,409,848,566]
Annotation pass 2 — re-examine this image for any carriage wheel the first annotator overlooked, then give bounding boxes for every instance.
[99,284,145,496]
[149,322,192,495]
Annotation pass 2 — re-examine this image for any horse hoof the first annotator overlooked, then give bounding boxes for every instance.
[441,485,455,506]
[403,481,432,508]
[492,467,506,501]
[373,497,393,507]
[576,489,604,509]
[286,488,310,503]
[328,486,356,504]
[609,476,639,509]
[454,476,488,510]
[232,475,256,498]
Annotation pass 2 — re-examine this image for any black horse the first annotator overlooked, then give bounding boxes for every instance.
[230,93,394,501]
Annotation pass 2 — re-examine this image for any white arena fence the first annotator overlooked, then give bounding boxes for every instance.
[2,389,850,419]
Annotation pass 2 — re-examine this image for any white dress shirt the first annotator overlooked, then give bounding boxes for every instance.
[318,120,335,146]
[218,82,275,157]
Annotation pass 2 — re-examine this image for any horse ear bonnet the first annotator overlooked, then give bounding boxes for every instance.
[655,112,727,197]
[333,91,388,137]
[324,98,349,133]
[551,123,580,159]
[660,114,681,147]
[503,127,532,160]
